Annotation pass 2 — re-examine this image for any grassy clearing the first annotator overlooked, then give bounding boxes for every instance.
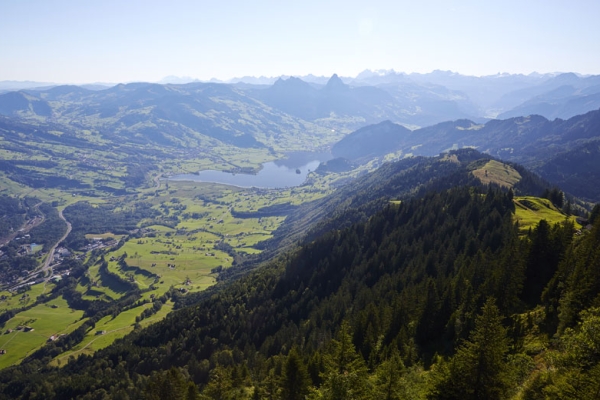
[77,263,127,301]
[51,300,174,366]
[0,282,55,313]
[0,296,85,369]
[472,160,522,188]
[513,196,579,234]
[106,232,223,295]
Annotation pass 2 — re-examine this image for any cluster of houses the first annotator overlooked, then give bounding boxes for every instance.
[82,238,118,253]
[16,243,35,257]
[5,325,34,334]
[47,333,66,342]
[53,247,71,263]
[13,233,31,243]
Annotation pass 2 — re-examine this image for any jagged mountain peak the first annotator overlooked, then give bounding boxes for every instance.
[324,73,349,91]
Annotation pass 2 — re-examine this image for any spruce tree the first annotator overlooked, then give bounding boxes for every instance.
[374,347,406,400]
[280,347,311,400]
[431,299,509,400]
[201,365,232,400]
[145,368,196,400]
[320,321,371,400]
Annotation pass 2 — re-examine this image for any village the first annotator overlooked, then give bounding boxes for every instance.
[0,235,119,292]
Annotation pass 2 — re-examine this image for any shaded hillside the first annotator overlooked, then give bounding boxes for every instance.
[331,120,411,161]
[331,109,600,201]
[2,184,598,399]
[252,74,401,128]
[408,111,600,163]
[251,76,320,120]
[0,92,51,117]
[535,139,600,202]
[498,73,600,120]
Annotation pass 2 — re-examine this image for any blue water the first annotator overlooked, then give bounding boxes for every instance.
[170,152,331,189]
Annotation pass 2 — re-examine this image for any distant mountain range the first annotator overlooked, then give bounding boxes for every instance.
[331,109,600,201]
[2,71,600,200]
[0,81,333,150]
[6,70,600,126]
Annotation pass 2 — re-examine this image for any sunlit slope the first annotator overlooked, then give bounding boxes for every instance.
[513,196,578,233]
[472,161,581,233]
[472,160,522,188]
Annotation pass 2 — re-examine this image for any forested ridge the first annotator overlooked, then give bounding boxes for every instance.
[260,149,552,255]
[0,185,599,399]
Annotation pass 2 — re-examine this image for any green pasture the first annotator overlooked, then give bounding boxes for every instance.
[77,263,128,301]
[0,174,28,196]
[0,282,56,313]
[472,160,522,188]
[52,300,175,365]
[513,196,578,234]
[106,233,223,294]
[0,296,85,369]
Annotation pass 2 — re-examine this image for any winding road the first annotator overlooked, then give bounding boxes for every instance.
[42,208,72,284]
[153,173,162,190]
[4,205,72,291]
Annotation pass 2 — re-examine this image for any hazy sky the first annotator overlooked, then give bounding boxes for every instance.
[1,0,599,83]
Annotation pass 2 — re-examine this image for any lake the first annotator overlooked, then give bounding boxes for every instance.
[169,152,332,189]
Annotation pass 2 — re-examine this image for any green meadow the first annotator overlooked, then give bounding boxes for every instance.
[0,296,85,369]
[472,160,522,188]
[513,196,579,234]
[0,282,56,314]
[52,301,175,366]
[78,263,129,302]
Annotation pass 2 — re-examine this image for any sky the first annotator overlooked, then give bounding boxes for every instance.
[1,0,599,84]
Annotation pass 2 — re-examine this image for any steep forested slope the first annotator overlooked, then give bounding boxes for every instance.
[260,149,550,254]
[1,184,597,399]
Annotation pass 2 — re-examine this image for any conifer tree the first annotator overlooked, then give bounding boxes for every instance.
[145,368,198,400]
[374,347,406,400]
[591,204,600,225]
[319,321,371,400]
[255,369,280,400]
[430,299,509,400]
[280,347,311,400]
[558,218,600,332]
[201,365,232,400]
